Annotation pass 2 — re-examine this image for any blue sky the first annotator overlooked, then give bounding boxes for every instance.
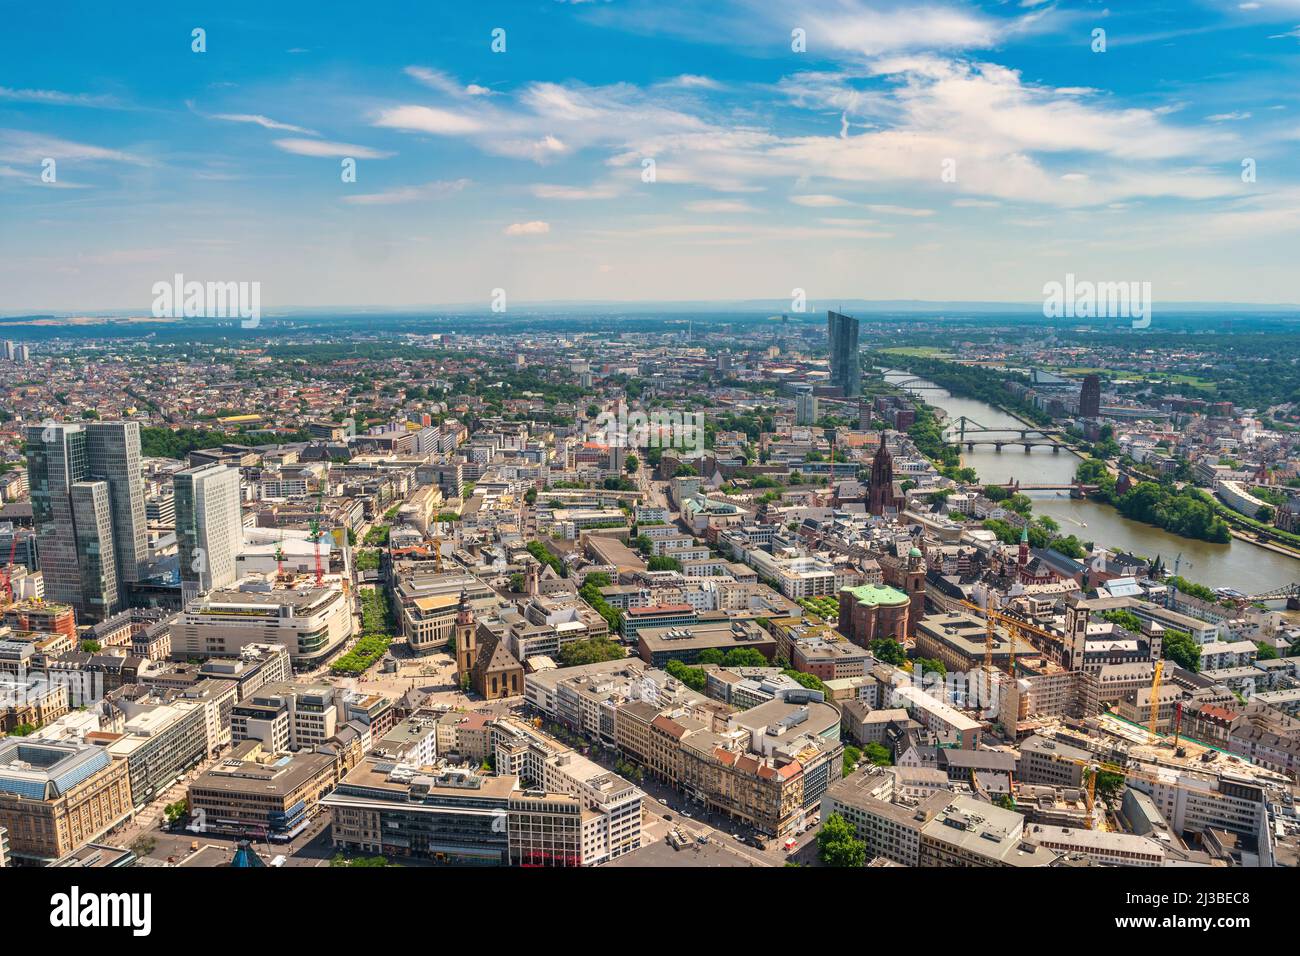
[2,0,1299,312]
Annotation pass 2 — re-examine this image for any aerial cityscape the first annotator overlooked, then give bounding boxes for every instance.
[0,0,1296,925]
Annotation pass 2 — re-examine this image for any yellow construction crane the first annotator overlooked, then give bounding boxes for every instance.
[1085,767,1097,828]
[959,598,1056,673]
[1148,660,1165,740]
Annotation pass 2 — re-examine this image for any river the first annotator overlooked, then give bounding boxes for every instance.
[882,370,1300,593]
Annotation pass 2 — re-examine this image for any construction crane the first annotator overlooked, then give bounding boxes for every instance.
[1147,659,1165,740]
[1171,700,1184,750]
[982,599,996,707]
[1086,767,1098,828]
[309,483,326,586]
[0,531,19,604]
[960,598,1053,668]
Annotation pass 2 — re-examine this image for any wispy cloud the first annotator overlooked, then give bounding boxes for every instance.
[273,138,393,159]
[504,220,551,236]
[0,86,124,109]
[341,178,470,205]
[405,67,494,97]
[0,129,150,165]
[531,182,622,200]
[207,112,318,135]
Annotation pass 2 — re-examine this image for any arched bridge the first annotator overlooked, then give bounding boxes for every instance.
[944,415,1069,452]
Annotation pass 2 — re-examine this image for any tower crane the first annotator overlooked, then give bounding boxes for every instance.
[310,483,326,586]
[0,532,19,604]
[1147,659,1165,740]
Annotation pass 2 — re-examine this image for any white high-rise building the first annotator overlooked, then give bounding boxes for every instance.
[175,463,242,602]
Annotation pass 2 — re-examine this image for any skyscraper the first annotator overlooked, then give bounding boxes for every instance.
[25,422,145,622]
[85,421,147,585]
[794,384,818,426]
[175,463,243,603]
[1079,374,1101,419]
[70,480,120,619]
[827,310,861,398]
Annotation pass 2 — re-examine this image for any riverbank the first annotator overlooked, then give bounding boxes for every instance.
[1228,527,1300,560]
[880,367,1300,589]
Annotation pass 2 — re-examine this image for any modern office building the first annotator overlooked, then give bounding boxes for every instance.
[85,422,148,585]
[25,421,146,622]
[827,310,861,398]
[186,739,337,841]
[1079,373,1102,419]
[175,463,243,602]
[794,384,818,426]
[324,761,516,865]
[169,584,354,666]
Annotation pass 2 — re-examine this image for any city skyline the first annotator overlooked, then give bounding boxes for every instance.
[3,1,1300,312]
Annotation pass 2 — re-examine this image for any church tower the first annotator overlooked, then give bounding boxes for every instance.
[454,590,477,680]
[868,430,894,516]
[1064,596,1090,670]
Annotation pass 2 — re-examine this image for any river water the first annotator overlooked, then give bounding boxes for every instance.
[883,370,1300,593]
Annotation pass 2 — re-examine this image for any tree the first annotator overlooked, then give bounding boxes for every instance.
[1090,769,1125,802]
[842,745,862,777]
[869,638,906,666]
[625,454,639,474]
[163,798,189,826]
[817,812,866,867]
[723,647,767,668]
[864,742,892,766]
[1099,609,1143,633]
[665,659,707,691]
[1256,641,1279,661]
[914,657,946,679]
[558,638,626,667]
[1162,628,1200,672]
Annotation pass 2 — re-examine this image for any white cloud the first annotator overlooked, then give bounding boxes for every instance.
[798,1,1006,57]
[341,178,470,205]
[0,129,149,165]
[0,86,122,108]
[669,75,723,89]
[273,138,393,159]
[531,182,622,200]
[373,105,487,135]
[865,203,935,216]
[504,220,551,236]
[208,112,317,135]
[686,199,757,212]
[405,67,494,97]
[791,194,849,207]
